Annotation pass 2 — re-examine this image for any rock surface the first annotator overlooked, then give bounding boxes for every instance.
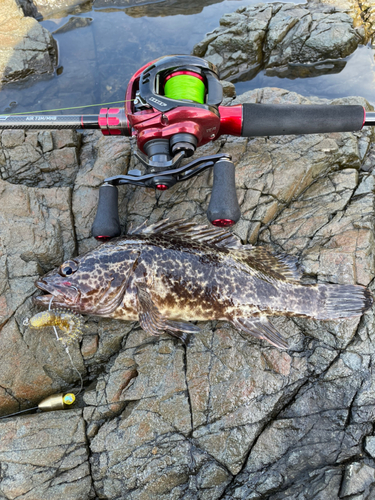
[0,85,375,498]
[0,409,93,498]
[0,0,57,87]
[193,2,365,81]
[0,129,81,187]
[308,0,375,42]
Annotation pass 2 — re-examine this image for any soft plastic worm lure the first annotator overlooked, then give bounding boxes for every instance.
[28,309,85,346]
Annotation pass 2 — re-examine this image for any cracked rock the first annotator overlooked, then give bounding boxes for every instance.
[0,129,81,187]
[193,2,364,81]
[308,0,375,42]
[0,409,93,499]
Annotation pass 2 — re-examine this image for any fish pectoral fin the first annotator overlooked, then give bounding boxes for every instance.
[232,317,288,350]
[135,283,166,336]
[135,283,200,343]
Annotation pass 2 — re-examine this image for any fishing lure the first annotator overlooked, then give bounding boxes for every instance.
[27,309,85,346]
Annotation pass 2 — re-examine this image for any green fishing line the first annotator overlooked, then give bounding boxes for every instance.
[164,75,205,104]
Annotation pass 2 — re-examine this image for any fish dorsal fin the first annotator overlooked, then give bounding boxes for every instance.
[128,219,242,249]
[128,219,302,282]
[233,246,303,283]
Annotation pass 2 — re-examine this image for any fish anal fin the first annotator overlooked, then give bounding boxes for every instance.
[232,316,288,350]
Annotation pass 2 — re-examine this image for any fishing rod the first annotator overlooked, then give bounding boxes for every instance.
[0,55,374,239]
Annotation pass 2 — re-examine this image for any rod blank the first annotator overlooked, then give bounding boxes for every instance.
[0,114,99,130]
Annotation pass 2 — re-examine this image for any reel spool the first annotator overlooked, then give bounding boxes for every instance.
[163,71,206,104]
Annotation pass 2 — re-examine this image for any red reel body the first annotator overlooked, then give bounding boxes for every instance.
[125,55,224,153]
[98,55,243,153]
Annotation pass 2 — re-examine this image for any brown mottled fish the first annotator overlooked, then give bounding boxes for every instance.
[34,220,372,349]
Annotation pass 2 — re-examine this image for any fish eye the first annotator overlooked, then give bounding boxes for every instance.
[59,260,78,277]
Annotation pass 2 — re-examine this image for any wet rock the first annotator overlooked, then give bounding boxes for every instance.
[0,178,87,415]
[193,2,364,81]
[308,0,375,42]
[0,159,115,414]
[87,329,233,498]
[0,129,81,187]
[0,410,93,499]
[222,350,373,498]
[0,0,57,86]
[0,178,75,325]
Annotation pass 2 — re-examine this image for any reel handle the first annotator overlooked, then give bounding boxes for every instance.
[207,159,241,226]
[91,183,121,240]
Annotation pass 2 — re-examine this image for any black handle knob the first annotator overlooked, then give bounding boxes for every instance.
[91,183,121,240]
[206,159,241,226]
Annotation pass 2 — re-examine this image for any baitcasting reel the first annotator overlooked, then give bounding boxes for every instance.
[95,55,242,237]
[1,54,374,240]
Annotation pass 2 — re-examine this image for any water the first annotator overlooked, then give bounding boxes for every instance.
[236,44,375,104]
[0,0,374,115]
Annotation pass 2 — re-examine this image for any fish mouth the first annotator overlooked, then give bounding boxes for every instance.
[34,279,81,310]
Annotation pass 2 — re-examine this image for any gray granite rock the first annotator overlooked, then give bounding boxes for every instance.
[193,2,365,81]
[0,129,81,187]
[0,410,93,499]
[308,0,375,43]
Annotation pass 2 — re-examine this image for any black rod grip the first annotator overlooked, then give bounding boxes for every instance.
[207,159,241,225]
[241,104,365,137]
[91,184,121,239]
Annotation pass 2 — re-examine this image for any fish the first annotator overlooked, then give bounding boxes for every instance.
[33,219,373,349]
[28,309,85,346]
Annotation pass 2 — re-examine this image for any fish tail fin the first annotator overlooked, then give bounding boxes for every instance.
[316,284,373,320]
